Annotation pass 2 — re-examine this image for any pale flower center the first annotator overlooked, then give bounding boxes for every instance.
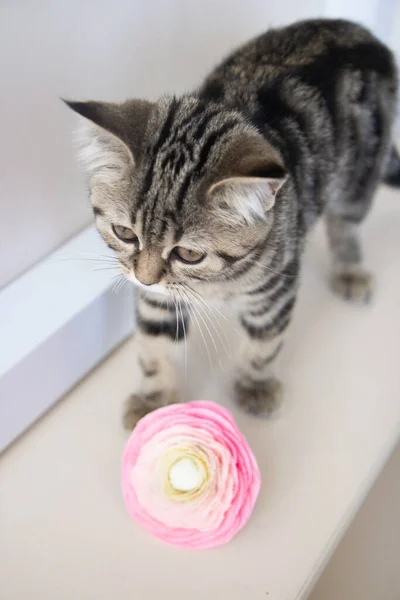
[168,457,204,492]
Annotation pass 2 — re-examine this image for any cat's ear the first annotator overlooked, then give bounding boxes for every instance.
[207,133,287,225]
[208,172,286,224]
[63,99,153,182]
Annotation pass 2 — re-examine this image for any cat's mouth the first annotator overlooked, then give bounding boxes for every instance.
[124,271,202,306]
[127,272,170,297]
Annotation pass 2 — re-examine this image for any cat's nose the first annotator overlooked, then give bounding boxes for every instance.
[135,249,164,286]
[136,273,160,286]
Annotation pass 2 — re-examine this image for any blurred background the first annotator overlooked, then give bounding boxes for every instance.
[1,2,399,599]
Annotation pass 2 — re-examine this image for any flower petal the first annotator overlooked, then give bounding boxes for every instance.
[121,401,261,549]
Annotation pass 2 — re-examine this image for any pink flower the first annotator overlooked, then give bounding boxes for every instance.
[121,401,261,549]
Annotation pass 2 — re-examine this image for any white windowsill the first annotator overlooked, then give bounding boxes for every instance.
[0,226,134,452]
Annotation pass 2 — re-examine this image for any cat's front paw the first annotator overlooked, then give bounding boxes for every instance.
[234,378,283,417]
[123,389,181,431]
[331,268,373,304]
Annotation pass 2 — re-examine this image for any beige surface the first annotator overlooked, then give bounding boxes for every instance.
[1,185,400,600]
[310,442,400,600]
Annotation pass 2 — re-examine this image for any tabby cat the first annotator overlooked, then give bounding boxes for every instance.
[66,19,400,428]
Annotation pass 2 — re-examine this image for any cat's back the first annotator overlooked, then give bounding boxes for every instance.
[199,19,397,230]
[200,19,395,106]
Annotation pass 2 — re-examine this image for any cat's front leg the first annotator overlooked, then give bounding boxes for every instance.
[123,290,188,430]
[234,333,284,417]
[233,291,296,417]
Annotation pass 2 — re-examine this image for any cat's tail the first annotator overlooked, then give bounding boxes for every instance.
[383,145,400,187]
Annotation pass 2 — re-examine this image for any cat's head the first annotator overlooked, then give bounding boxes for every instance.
[66,96,286,296]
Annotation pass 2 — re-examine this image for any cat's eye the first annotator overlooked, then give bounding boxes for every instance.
[112,224,138,244]
[172,247,205,264]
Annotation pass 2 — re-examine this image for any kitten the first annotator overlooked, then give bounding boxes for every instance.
[66,19,400,428]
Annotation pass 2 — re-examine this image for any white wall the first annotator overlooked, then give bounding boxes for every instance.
[0,0,325,289]
[324,0,397,40]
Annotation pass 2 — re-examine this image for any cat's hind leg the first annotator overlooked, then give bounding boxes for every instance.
[326,100,396,303]
[325,65,398,303]
[326,213,373,304]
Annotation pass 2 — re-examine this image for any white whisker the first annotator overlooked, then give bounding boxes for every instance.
[182,289,222,368]
[176,291,188,379]
[93,266,120,272]
[181,290,212,370]
[245,257,296,279]
[182,285,231,359]
[184,284,229,322]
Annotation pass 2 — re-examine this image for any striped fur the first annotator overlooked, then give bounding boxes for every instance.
[66,19,399,426]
